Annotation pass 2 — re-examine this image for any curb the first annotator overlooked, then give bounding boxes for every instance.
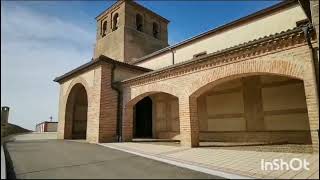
[99,143,252,179]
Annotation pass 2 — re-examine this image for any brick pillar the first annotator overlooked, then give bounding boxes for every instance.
[304,62,319,152]
[242,76,265,131]
[86,66,102,143]
[59,86,75,140]
[98,63,118,143]
[179,96,199,147]
[122,105,133,141]
[305,0,319,152]
[57,86,65,139]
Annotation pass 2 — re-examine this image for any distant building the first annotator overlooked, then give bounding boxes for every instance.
[35,121,58,132]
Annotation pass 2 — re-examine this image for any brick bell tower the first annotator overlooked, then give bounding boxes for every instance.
[93,0,169,64]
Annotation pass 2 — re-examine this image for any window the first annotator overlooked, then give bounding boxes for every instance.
[113,13,119,31]
[102,21,107,37]
[152,22,159,39]
[136,14,143,32]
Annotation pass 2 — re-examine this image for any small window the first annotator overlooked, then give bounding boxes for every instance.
[136,14,143,32]
[102,21,107,37]
[113,13,119,31]
[193,51,207,58]
[152,22,159,39]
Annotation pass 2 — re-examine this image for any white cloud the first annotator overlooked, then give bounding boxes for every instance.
[1,2,95,130]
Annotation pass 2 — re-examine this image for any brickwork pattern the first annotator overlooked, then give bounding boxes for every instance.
[58,29,319,152]
[58,63,119,143]
[98,63,118,142]
[122,34,319,151]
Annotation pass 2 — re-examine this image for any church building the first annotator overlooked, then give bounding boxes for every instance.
[54,0,319,152]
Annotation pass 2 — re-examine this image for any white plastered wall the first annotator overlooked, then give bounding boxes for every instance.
[136,4,307,70]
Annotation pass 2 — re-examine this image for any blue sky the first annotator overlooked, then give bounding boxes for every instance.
[1,0,279,130]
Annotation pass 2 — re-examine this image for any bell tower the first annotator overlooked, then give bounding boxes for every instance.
[93,0,169,64]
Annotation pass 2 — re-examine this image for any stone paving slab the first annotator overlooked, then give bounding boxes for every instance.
[100,142,319,179]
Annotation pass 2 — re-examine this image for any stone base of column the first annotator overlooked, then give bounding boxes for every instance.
[180,133,199,147]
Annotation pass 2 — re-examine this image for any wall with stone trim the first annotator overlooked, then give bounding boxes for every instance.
[136,4,307,70]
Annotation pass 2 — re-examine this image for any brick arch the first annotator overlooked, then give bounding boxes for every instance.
[122,83,180,142]
[126,82,181,108]
[188,59,305,98]
[59,77,91,140]
[64,77,91,103]
[182,59,306,147]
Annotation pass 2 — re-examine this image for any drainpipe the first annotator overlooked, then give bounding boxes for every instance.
[111,63,122,142]
[302,23,319,142]
[169,48,175,65]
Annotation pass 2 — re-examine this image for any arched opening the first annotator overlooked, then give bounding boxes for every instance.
[194,74,312,148]
[113,13,119,31]
[136,14,143,32]
[152,22,159,39]
[102,21,107,37]
[134,97,152,138]
[64,83,88,139]
[130,92,180,141]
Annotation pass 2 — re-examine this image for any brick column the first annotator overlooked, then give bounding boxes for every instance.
[57,86,66,139]
[86,66,102,143]
[179,95,199,147]
[98,63,118,143]
[304,62,319,152]
[122,105,133,141]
